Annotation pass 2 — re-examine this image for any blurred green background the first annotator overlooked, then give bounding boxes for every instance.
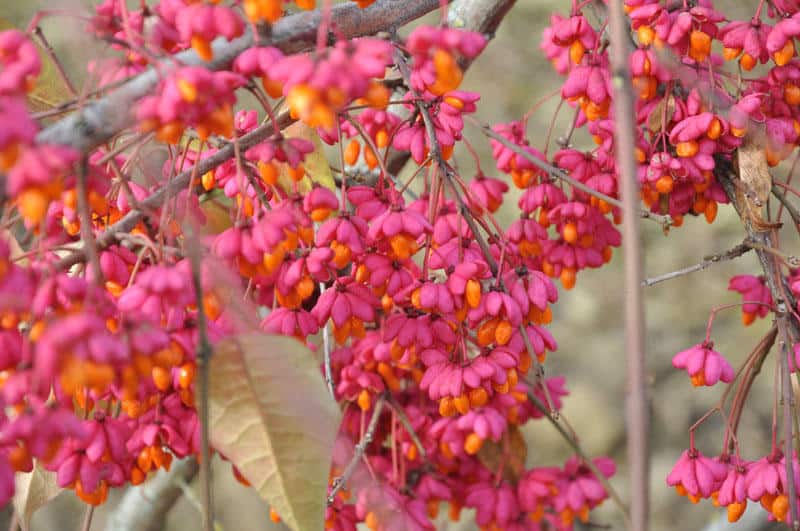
[3,0,794,529]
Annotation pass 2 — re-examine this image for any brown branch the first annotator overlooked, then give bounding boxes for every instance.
[447,0,516,50]
[35,0,444,154]
[608,1,649,529]
[717,150,800,530]
[104,458,199,531]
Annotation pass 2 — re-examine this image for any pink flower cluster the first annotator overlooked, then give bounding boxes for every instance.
[136,66,244,143]
[668,448,800,524]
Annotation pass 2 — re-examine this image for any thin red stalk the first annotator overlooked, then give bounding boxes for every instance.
[704,302,774,343]
[521,87,561,128]
[753,0,767,21]
[460,135,484,175]
[773,354,780,452]
[721,327,777,452]
[316,0,334,52]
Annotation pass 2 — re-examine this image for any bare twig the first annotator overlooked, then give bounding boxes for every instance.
[607,1,649,529]
[772,184,800,230]
[642,242,752,287]
[32,26,78,98]
[327,395,386,504]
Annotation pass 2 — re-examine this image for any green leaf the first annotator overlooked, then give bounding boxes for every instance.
[209,334,340,531]
[278,122,336,193]
[13,462,62,531]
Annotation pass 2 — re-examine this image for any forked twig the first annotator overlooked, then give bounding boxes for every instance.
[327,395,386,504]
[642,242,752,287]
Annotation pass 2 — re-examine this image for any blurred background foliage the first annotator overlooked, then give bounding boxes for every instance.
[2,0,793,529]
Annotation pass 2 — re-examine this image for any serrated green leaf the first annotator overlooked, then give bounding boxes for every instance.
[209,334,340,531]
[13,462,62,531]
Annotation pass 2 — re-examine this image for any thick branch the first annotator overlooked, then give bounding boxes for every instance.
[608,1,649,529]
[104,458,199,531]
[717,160,800,527]
[447,0,516,48]
[717,169,800,333]
[36,0,442,153]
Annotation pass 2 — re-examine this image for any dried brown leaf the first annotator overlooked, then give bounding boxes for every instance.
[647,93,675,133]
[13,462,61,531]
[209,334,341,531]
[477,425,528,483]
[736,140,780,231]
